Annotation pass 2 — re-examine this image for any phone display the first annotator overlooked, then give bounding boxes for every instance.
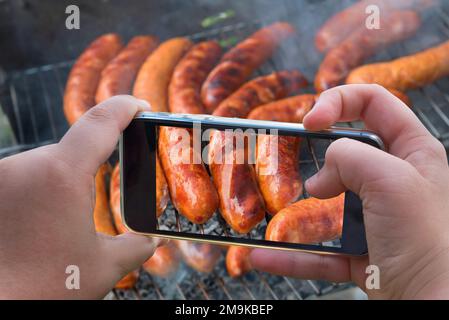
[121,113,383,255]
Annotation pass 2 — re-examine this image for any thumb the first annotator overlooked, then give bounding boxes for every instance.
[305,138,416,199]
[100,232,161,279]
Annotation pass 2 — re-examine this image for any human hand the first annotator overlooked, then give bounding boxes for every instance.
[250,84,449,299]
[0,95,161,299]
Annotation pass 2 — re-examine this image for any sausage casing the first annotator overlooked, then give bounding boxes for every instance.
[265,194,345,244]
[249,95,315,215]
[175,241,221,273]
[64,33,123,125]
[158,127,218,224]
[226,246,253,278]
[201,22,296,112]
[315,10,421,92]
[158,41,222,224]
[95,35,159,104]
[346,39,449,91]
[169,40,222,114]
[208,71,307,233]
[315,0,432,52]
[133,37,193,111]
[213,70,308,117]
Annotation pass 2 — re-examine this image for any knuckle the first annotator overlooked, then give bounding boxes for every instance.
[325,138,352,161]
[85,105,113,123]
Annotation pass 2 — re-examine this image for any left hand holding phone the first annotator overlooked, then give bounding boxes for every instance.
[0,95,162,299]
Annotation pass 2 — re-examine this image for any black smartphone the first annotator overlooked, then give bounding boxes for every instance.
[120,112,384,256]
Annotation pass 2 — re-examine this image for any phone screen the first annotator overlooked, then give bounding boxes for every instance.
[121,118,368,255]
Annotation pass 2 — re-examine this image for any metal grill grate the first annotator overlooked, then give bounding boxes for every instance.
[1,2,449,300]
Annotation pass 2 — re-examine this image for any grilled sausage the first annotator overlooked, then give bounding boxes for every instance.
[314,10,421,92]
[265,194,345,244]
[95,35,159,104]
[346,39,449,91]
[133,37,193,111]
[226,246,253,278]
[315,0,434,53]
[157,41,222,224]
[213,70,308,117]
[64,33,123,125]
[249,95,315,215]
[110,161,168,233]
[208,71,307,233]
[201,22,296,112]
[142,244,180,278]
[169,40,222,114]
[158,127,218,224]
[247,94,316,123]
[93,163,138,289]
[175,241,221,273]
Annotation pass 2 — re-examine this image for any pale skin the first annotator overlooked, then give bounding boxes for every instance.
[0,95,162,299]
[250,84,449,299]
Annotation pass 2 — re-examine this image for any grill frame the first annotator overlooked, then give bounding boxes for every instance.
[1,2,449,300]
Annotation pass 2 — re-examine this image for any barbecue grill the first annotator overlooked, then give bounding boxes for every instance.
[0,0,448,300]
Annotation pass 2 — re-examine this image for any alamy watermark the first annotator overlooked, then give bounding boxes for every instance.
[65,265,80,290]
[365,5,381,30]
[365,264,380,290]
[65,5,80,30]
[165,123,279,175]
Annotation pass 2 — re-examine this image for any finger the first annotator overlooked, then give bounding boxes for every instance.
[101,232,161,277]
[303,84,445,168]
[57,95,151,175]
[250,249,367,285]
[305,138,415,198]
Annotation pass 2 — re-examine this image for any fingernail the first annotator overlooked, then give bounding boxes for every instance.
[304,174,317,193]
[137,99,152,111]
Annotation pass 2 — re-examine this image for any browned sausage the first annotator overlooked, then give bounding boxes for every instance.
[133,37,193,111]
[315,0,434,53]
[213,70,308,117]
[226,246,253,278]
[201,22,296,112]
[265,194,345,244]
[110,161,168,234]
[64,33,123,125]
[142,244,180,278]
[95,35,159,104]
[207,71,307,233]
[157,41,222,224]
[169,40,222,114]
[346,39,449,91]
[93,163,138,289]
[249,96,314,215]
[158,127,218,224]
[315,10,421,92]
[175,241,221,273]
[247,94,316,123]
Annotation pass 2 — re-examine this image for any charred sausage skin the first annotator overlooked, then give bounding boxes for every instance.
[201,22,296,112]
[64,33,123,125]
[95,35,159,103]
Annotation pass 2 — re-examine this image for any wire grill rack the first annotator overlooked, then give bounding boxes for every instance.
[1,2,449,300]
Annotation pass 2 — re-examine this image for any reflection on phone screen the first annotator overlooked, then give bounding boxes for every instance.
[154,124,344,249]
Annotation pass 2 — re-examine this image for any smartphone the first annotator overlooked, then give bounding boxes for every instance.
[120,112,384,256]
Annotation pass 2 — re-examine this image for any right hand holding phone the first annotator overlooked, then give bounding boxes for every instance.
[250,84,449,299]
